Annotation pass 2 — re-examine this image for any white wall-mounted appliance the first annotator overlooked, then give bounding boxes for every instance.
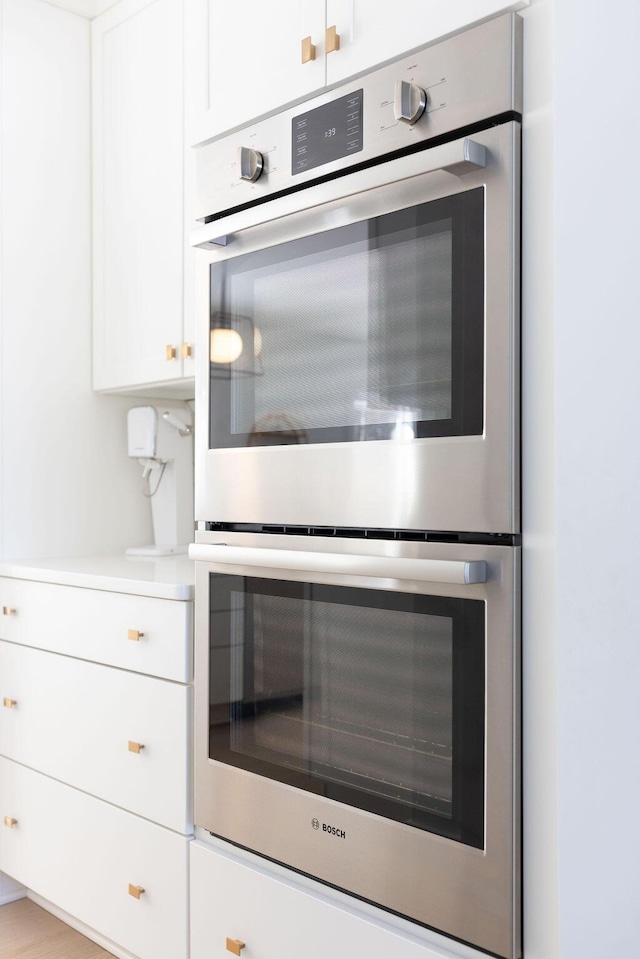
[190,13,521,959]
[127,405,194,555]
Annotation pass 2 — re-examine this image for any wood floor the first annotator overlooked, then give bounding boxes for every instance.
[0,899,115,959]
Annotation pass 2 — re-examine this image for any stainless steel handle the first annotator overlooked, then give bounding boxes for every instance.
[188,544,486,585]
[441,138,487,174]
[191,137,488,251]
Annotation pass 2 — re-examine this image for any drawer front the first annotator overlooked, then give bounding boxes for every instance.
[0,578,192,681]
[0,642,191,833]
[0,757,189,959]
[190,841,451,959]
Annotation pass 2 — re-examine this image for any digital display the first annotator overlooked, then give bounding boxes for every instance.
[292,90,364,175]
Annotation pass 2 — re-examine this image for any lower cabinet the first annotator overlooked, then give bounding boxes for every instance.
[0,757,189,959]
[0,559,193,959]
[190,840,449,959]
[0,641,191,834]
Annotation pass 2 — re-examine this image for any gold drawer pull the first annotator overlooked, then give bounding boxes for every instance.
[4,817,17,828]
[166,344,177,361]
[128,884,145,899]
[2,606,16,616]
[128,741,145,754]
[181,342,193,359]
[127,629,144,642]
[301,35,316,63]
[3,698,17,708]
[226,939,246,956]
[326,24,340,53]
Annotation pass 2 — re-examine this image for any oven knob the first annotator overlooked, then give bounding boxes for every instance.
[238,146,264,183]
[394,80,427,125]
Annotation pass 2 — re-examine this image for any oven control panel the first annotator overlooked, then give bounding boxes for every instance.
[292,90,364,175]
[195,13,521,223]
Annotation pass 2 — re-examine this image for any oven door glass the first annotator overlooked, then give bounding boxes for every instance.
[209,188,484,449]
[209,572,485,849]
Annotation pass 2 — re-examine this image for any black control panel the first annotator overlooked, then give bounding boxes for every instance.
[292,90,364,175]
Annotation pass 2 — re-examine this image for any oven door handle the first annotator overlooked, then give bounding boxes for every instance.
[188,544,487,586]
[191,137,487,249]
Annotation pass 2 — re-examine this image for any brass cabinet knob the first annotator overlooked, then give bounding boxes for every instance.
[128,884,145,899]
[3,698,17,708]
[1,606,16,616]
[127,629,144,642]
[226,939,246,956]
[4,817,17,828]
[181,342,193,359]
[128,741,145,754]
[166,344,177,360]
[326,24,340,53]
[301,35,316,63]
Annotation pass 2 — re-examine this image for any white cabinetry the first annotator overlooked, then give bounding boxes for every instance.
[189,0,529,143]
[187,0,325,141]
[190,839,480,959]
[0,557,194,959]
[93,0,195,395]
[0,758,188,959]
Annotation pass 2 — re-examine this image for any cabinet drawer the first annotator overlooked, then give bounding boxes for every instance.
[190,840,451,959]
[0,757,188,959]
[0,642,191,834]
[0,578,192,681]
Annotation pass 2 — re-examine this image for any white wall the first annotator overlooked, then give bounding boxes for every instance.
[554,1,640,955]
[520,2,560,958]
[0,0,153,560]
[0,870,25,905]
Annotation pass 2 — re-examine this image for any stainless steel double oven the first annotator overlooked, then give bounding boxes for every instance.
[190,13,522,959]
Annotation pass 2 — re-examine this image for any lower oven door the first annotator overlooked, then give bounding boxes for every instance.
[191,532,520,959]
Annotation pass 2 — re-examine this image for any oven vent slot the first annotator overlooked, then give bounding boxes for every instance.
[204,522,518,547]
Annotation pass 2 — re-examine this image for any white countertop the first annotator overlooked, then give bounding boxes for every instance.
[0,554,195,600]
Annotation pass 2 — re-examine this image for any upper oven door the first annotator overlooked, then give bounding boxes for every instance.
[194,121,519,534]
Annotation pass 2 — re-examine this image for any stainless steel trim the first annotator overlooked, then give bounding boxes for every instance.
[188,543,487,584]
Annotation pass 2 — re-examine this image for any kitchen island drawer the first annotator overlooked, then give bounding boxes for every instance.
[0,756,189,959]
[0,641,192,834]
[190,840,460,959]
[0,577,191,681]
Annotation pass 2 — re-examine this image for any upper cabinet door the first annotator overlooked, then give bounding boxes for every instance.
[325,0,529,85]
[187,0,326,145]
[93,0,185,391]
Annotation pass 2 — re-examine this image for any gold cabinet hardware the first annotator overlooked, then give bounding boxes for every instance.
[166,344,177,360]
[128,741,145,754]
[226,939,246,956]
[3,698,17,708]
[128,884,145,899]
[127,629,144,642]
[2,606,16,616]
[3,817,17,828]
[301,35,316,63]
[325,24,340,53]
[181,342,193,359]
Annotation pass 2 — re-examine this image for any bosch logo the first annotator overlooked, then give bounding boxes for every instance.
[322,823,346,839]
[311,818,346,839]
